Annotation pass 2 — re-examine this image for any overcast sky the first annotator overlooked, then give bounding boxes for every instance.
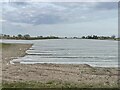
[0,1,118,37]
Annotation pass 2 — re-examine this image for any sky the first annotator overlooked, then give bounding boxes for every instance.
[0,1,118,37]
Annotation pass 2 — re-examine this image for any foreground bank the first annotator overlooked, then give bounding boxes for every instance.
[1,43,119,88]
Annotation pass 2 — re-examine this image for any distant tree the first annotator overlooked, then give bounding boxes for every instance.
[111,35,116,39]
[39,36,43,38]
[92,35,98,39]
[5,34,10,39]
[86,35,92,39]
[73,37,77,39]
[3,34,10,39]
[24,34,30,39]
[18,34,23,39]
[12,35,16,39]
[82,36,85,39]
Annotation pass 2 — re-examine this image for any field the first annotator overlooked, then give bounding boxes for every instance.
[1,43,119,88]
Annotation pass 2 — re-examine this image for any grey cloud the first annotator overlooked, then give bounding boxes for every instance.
[2,2,117,25]
[94,2,117,10]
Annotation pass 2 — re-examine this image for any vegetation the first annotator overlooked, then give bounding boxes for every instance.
[81,35,119,40]
[0,34,60,40]
[2,81,119,88]
[0,34,119,40]
[0,43,13,49]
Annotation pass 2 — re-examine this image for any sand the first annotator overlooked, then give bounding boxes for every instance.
[1,43,119,88]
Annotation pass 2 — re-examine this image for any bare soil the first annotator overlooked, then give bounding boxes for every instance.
[1,43,119,88]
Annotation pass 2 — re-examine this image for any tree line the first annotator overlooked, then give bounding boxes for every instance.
[0,34,59,40]
[81,35,118,40]
[0,34,119,40]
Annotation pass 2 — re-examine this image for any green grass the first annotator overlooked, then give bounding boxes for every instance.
[2,81,77,88]
[0,43,15,49]
[0,43,11,47]
[2,81,119,88]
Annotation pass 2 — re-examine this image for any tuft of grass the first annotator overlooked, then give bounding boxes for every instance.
[0,43,13,49]
[2,81,119,88]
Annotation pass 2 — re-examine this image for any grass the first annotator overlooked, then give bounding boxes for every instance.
[0,43,13,49]
[2,81,119,88]
[2,81,77,88]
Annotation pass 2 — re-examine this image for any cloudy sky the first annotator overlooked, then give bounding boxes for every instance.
[0,1,118,37]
